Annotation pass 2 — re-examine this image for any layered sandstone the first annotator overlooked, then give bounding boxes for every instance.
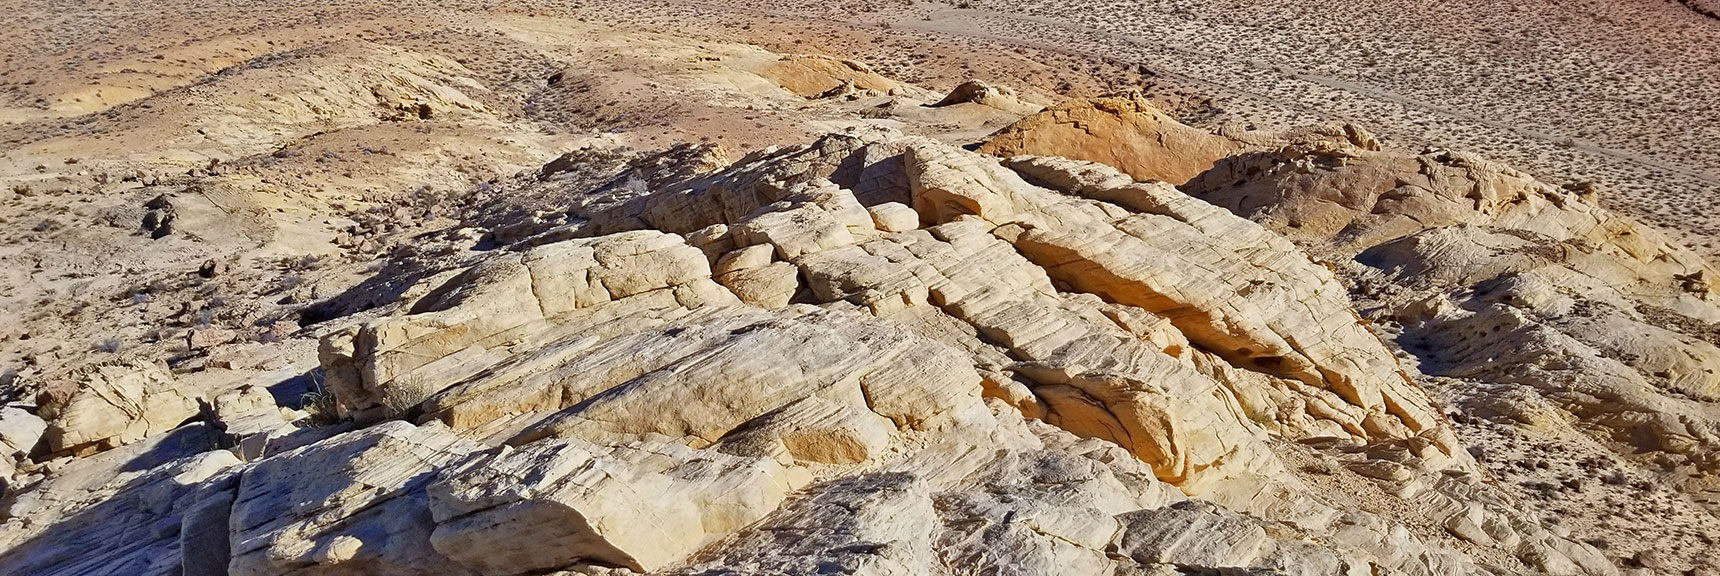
[2,62,1702,576]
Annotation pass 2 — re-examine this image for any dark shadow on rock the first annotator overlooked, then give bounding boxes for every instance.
[295,257,445,327]
[266,368,324,410]
[117,423,220,472]
[0,424,227,576]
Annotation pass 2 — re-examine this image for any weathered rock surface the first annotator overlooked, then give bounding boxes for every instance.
[279,127,1625,575]
[217,128,1622,575]
[977,94,1246,185]
[8,10,1717,574]
[0,427,240,576]
[1186,144,1718,312]
[0,109,1677,576]
[757,54,901,99]
[928,79,1042,115]
[1185,136,1720,568]
[0,407,45,461]
[319,229,719,423]
[913,145,1447,444]
[229,421,481,576]
[428,438,797,574]
[977,93,1381,187]
[36,363,198,456]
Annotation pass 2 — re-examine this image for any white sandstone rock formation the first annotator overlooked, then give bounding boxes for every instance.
[0,124,1650,576]
[1185,138,1720,514]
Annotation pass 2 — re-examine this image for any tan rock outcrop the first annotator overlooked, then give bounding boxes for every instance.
[978,94,1382,187]
[320,229,718,421]
[4,17,1709,574]
[757,54,901,99]
[792,219,1285,486]
[928,79,1042,115]
[0,441,242,576]
[283,128,1658,575]
[866,201,921,232]
[427,438,797,574]
[905,145,1446,443]
[681,402,1500,576]
[1186,139,1720,509]
[6,121,1643,576]
[1187,145,1719,311]
[228,421,481,576]
[209,384,300,461]
[715,396,895,464]
[0,407,45,460]
[503,304,985,447]
[1111,501,1272,569]
[349,131,1464,490]
[977,94,1246,185]
[716,260,802,307]
[37,363,198,455]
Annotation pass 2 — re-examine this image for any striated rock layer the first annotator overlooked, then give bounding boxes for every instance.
[0,119,1667,575]
[1185,139,1720,493]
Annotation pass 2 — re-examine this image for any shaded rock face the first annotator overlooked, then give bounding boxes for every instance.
[227,421,483,576]
[2,127,1643,576]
